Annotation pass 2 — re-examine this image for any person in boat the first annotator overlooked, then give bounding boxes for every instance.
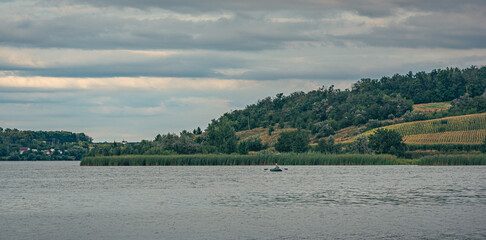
[274,163,280,169]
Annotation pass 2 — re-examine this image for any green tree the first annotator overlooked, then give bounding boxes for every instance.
[481,136,486,153]
[268,126,274,136]
[275,130,310,153]
[317,135,338,153]
[351,135,371,154]
[206,117,238,154]
[246,137,265,151]
[368,129,406,155]
[237,141,249,155]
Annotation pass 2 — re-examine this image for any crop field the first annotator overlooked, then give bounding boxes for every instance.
[403,129,486,144]
[363,112,486,145]
[413,102,451,113]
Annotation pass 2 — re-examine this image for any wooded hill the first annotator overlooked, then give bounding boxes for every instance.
[213,66,486,141]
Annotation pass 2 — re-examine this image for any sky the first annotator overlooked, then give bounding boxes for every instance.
[1,0,486,142]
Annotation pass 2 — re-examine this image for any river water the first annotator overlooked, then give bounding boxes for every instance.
[0,162,485,240]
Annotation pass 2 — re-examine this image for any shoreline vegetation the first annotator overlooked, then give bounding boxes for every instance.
[79,153,486,166]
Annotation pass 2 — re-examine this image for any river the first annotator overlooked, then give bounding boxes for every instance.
[1,161,485,239]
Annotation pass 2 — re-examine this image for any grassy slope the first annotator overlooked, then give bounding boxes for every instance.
[362,112,486,145]
[413,102,451,113]
[236,126,297,146]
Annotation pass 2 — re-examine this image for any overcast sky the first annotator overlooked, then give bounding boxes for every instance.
[1,0,486,142]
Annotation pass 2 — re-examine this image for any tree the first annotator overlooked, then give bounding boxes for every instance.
[316,135,338,153]
[193,127,202,135]
[206,117,238,154]
[275,130,310,153]
[237,141,249,155]
[351,135,371,154]
[268,126,274,136]
[481,136,486,153]
[368,129,406,155]
[246,137,265,151]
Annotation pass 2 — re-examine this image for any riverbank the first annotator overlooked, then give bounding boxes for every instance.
[81,153,417,166]
[80,153,486,166]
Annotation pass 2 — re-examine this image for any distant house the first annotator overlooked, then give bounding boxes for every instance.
[19,147,30,155]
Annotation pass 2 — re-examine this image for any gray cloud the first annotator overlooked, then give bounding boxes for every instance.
[64,0,486,17]
[3,53,247,78]
[2,0,485,53]
[0,11,314,51]
[333,10,486,49]
[2,0,486,141]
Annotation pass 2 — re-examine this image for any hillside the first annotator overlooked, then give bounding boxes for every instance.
[218,66,486,141]
[412,102,451,114]
[236,126,297,147]
[361,113,486,145]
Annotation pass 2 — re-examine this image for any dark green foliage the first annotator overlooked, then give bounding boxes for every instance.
[275,130,310,153]
[193,127,202,135]
[268,126,274,136]
[237,141,249,155]
[316,135,338,153]
[89,131,200,156]
[80,153,408,166]
[482,136,486,153]
[313,120,338,138]
[368,129,406,155]
[0,128,92,160]
[205,117,238,154]
[447,94,486,116]
[246,137,266,151]
[350,135,371,154]
[402,111,428,123]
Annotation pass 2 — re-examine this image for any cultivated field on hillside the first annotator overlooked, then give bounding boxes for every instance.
[413,102,451,113]
[364,113,486,145]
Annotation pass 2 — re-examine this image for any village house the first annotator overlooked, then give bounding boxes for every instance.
[19,147,30,155]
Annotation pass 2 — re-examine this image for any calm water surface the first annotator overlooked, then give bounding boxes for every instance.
[1,162,485,240]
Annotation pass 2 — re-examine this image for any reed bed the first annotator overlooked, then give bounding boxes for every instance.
[80,153,410,166]
[418,154,486,165]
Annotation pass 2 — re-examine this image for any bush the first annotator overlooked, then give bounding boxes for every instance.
[275,130,310,153]
[368,129,406,155]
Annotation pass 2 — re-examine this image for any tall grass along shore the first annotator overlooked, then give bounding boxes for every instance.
[80,153,412,166]
[418,154,486,165]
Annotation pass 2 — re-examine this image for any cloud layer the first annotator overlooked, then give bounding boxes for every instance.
[1,0,486,141]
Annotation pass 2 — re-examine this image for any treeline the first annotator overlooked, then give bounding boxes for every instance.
[0,127,92,146]
[86,66,486,158]
[222,85,413,138]
[0,127,93,160]
[87,124,269,157]
[219,66,486,137]
[87,125,420,159]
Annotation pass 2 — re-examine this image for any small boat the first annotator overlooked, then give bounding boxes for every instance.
[269,167,282,172]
